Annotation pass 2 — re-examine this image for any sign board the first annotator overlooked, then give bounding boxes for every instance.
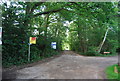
[29,37,36,44]
[51,42,56,49]
[0,27,2,45]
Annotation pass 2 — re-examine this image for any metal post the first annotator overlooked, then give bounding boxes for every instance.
[28,44,31,61]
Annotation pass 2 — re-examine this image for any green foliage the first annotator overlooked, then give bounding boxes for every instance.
[105,64,119,80]
[43,49,59,58]
[2,3,28,67]
[67,2,118,56]
[84,47,99,56]
[30,46,42,61]
[84,51,96,56]
[2,2,118,67]
[2,2,61,68]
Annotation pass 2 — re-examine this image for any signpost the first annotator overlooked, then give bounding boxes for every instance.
[30,37,36,44]
[51,42,56,49]
[28,37,36,61]
[0,27,1,81]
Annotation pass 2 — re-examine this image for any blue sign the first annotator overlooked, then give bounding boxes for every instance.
[51,42,56,49]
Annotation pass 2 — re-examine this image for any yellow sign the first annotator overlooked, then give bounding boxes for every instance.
[29,37,36,44]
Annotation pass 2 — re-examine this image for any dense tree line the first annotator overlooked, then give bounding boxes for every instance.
[1,2,118,67]
[67,2,118,56]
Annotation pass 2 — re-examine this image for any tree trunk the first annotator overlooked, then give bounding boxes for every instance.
[44,14,50,40]
[98,27,109,53]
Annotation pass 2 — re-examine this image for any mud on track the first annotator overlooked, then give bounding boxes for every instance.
[2,51,118,79]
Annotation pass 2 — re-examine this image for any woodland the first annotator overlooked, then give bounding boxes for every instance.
[1,2,119,67]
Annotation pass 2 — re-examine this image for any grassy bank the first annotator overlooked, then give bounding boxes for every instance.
[105,64,119,80]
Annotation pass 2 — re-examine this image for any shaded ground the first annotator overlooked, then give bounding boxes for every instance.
[2,51,118,79]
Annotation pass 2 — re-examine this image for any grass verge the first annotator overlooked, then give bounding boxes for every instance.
[105,64,119,80]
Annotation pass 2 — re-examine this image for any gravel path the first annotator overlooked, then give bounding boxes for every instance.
[2,51,118,79]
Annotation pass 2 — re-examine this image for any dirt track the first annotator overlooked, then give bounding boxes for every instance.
[2,51,118,79]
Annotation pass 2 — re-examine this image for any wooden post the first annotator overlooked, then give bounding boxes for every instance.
[114,66,118,73]
[28,43,31,61]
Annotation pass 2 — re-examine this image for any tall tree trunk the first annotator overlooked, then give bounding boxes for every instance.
[83,25,88,53]
[78,27,84,53]
[98,27,109,53]
[57,29,61,51]
[44,14,50,40]
[55,27,58,38]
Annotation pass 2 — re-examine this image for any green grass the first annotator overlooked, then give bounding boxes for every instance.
[105,64,119,80]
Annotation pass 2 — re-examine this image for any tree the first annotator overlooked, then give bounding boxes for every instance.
[2,2,118,67]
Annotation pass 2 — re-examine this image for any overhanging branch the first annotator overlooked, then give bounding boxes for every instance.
[33,3,73,17]
[34,7,64,17]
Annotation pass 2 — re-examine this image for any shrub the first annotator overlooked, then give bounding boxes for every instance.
[85,50,97,56]
[85,47,99,56]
